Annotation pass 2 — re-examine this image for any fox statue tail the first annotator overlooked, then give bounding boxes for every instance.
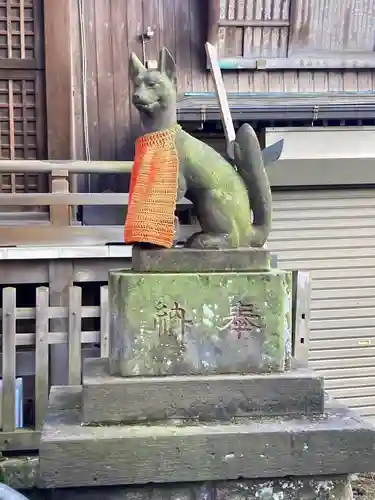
[234,123,272,248]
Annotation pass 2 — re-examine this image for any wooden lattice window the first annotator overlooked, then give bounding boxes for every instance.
[0,0,46,198]
[0,0,43,68]
[208,0,375,70]
[0,71,45,193]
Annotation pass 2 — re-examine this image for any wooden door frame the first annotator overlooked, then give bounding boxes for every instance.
[43,0,74,161]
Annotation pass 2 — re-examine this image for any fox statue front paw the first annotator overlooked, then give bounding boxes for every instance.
[185,232,231,250]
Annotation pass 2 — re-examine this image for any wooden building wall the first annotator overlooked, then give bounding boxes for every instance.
[72,0,375,164]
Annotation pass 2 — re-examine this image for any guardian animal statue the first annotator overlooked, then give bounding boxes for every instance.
[125,48,275,250]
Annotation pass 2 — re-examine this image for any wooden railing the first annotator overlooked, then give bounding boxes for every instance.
[0,285,109,452]
[0,160,194,245]
[0,271,311,453]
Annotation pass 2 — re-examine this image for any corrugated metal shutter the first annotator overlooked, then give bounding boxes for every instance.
[267,188,375,421]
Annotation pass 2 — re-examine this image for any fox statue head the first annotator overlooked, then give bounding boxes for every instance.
[129,48,177,122]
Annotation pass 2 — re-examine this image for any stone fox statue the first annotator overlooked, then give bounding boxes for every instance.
[124,48,273,250]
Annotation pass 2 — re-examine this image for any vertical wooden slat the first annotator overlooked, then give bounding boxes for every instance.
[217,0,227,57]
[84,0,100,163]
[343,71,359,91]
[95,0,116,165]
[175,0,193,92]
[279,0,290,57]
[159,0,176,63]
[253,0,263,59]
[190,0,209,92]
[21,80,29,190]
[35,286,49,430]
[312,71,329,92]
[6,0,12,59]
[35,71,48,165]
[142,0,159,68]
[207,0,220,46]
[224,0,237,57]
[292,271,311,365]
[357,71,373,91]
[19,0,26,59]
[33,0,45,70]
[233,0,245,57]
[43,0,73,158]
[2,287,16,432]
[262,0,272,57]
[8,80,15,191]
[100,285,109,358]
[242,0,252,57]
[110,0,130,165]
[70,0,83,163]
[68,286,82,385]
[126,0,143,147]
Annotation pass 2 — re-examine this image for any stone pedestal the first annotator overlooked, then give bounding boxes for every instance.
[36,248,375,499]
[109,249,292,376]
[38,373,374,494]
[82,358,324,424]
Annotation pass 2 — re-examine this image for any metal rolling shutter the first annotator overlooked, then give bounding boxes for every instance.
[266,188,375,421]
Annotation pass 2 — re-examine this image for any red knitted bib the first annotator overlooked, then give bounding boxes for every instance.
[124,125,180,248]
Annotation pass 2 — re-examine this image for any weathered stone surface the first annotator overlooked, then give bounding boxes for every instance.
[26,476,353,499]
[82,358,324,424]
[215,476,353,500]
[0,456,39,490]
[131,247,271,272]
[39,386,375,489]
[108,269,292,376]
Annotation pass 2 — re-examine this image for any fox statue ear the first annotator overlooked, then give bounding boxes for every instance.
[129,52,146,80]
[159,47,177,86]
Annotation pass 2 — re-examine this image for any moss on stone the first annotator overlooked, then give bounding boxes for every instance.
[0,456,38,489]
[109,269,292,376]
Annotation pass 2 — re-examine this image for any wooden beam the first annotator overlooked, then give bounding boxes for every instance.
[0,193,192,206]
[0,224,198,246]
[218,54,375,70]
[205,42,235,159]
[0,160,134,174]
[219,20,290,28]
[43,0,74,223]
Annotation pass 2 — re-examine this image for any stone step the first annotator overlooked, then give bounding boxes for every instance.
[31,475,354,500]
[131,247,271,273]
[39,386,375,489]
[82,358,324,424]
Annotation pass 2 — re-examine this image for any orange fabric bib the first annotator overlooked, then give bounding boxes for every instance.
[124,125,180,248]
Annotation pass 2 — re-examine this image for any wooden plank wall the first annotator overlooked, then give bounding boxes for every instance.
[71,0,375,163]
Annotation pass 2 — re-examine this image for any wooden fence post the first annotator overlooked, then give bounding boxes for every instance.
[68,286,82,385]
[2,288,16,432]
[100,286,109,358]
[50,169,71,225]
[35,287,49,430]
[293,271,312,364]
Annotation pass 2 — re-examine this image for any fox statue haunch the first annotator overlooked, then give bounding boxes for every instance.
[125,48,272,250]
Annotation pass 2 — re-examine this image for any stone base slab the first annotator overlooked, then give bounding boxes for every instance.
[27,475,353,499]
[108,269,292,376]
[82,358,324,424]
[39,386,375,489]
[131,247,271,272]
